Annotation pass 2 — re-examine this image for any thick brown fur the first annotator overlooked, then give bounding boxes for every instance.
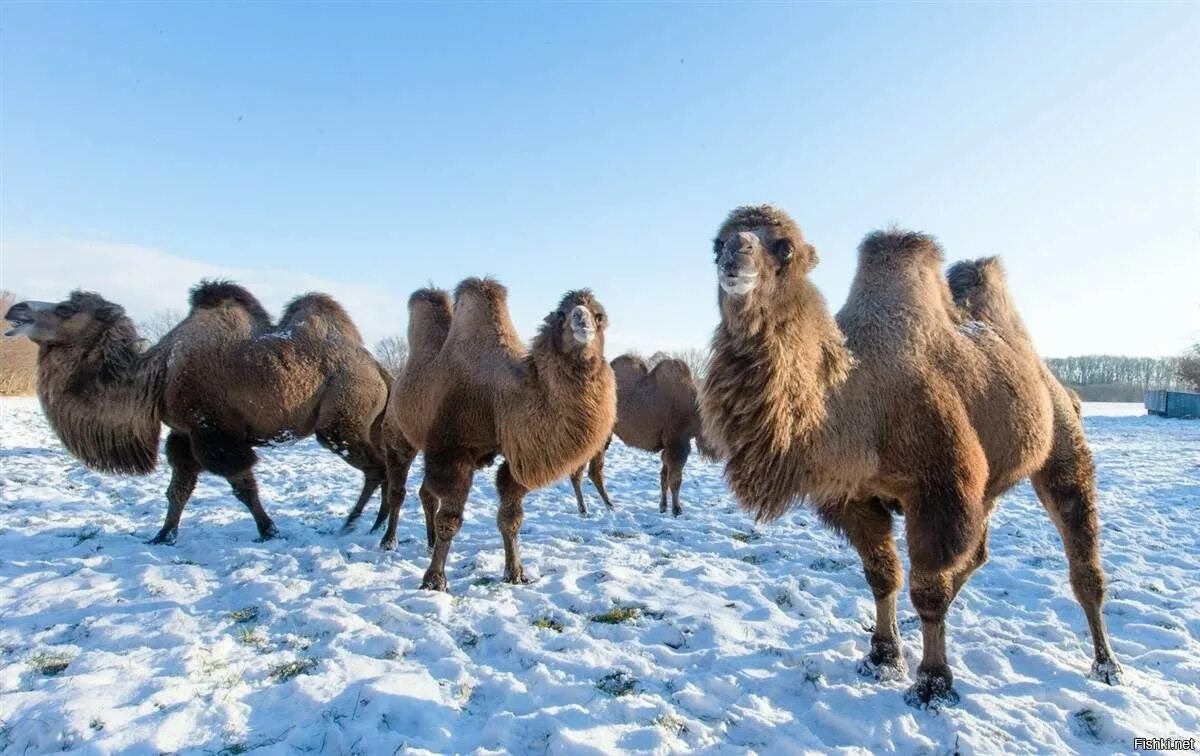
[379,277,615,589]
[702,206,1120,705]
[14,280,389,544]
[570,354,716,516]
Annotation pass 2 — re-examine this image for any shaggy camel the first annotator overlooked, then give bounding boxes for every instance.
[368,278,615,590]
[569,354,715,516]
[5,282,390,543]
[701,206,1120,706]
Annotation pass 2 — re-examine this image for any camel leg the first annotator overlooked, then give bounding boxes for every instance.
[496,461,529,584]
[340,472,384,534]
[372,477,391,533]
[817,497,906,681]
[587,447,614,510]
[420,452,473,591]
[951,520,990,601]
[226,469,279,541]
[901,480,986,707]
[378,443,415,550]
[658,453,669,514]
[418,478,438,550]
[665,440,690,517]
[148,432,201,545]
[569,465,588,516]
[1032,454,1121,684]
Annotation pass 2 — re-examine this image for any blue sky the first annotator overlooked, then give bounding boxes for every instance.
[2,3,1197,356]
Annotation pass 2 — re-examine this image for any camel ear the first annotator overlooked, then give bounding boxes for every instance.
[802,243,819,271]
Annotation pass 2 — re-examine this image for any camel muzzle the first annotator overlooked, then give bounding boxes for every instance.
[570,306,596,345]
[4,301,53,338]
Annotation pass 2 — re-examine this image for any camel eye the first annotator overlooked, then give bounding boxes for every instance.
[773,239,794,263]
[595,312,606,325]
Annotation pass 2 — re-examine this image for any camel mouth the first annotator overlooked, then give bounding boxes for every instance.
[4,312,34,338]
[719,272,758,296]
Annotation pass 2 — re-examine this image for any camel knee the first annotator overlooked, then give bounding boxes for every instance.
[909,572,954,623]
[433,510,463,542]
[424,455,472,500]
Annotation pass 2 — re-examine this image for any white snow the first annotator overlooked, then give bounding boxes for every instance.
[0,395,1196,754]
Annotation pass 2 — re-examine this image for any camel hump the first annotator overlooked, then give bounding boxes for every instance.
[611,353,650,376]
[454,277,508,308]
[858,228,944,270]
[279,292,364,344]
[649,358,694,385]
[409,287,452,313]
[946,256,1005,309]
[189,280,271,327]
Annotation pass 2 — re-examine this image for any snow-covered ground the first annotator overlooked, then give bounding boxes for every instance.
[1,395,1196,754]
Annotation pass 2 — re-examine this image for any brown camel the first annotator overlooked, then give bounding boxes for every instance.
[370,278,615,590]
[701,205,1120,706]
[5,281,390,543]
[569,354,716,516]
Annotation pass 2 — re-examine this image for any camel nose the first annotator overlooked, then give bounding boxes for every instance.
[5,302,29,321]
[718,234,757,276]
[570,306,593,329]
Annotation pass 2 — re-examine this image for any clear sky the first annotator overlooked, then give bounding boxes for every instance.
[2,2,1197,357]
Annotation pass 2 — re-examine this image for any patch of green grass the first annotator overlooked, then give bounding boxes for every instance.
[218,743,249,756]
[590,606,641,624]
[27,651,72,676]
[730,532,760,544]
[606,530,639,540]
[532,617,565,632]
[228,606,260,624]
[89,719,104,731]
[73,526,101,546]
[596,670,637,697]
[268,658,317,683]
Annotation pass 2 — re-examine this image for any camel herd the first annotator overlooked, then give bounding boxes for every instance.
[3,205,1121,706]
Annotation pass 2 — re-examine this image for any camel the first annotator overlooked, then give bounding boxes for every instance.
[5,281,390,543]
[569,354,716,516]
[701,205,1120,706]
[367,278,615,590]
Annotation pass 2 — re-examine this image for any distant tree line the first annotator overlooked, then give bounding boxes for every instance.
[1044,354,1191,402]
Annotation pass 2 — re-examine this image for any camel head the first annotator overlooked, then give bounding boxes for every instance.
[5,292,129,347]
[712,205,817,310]
[544,289,608,359]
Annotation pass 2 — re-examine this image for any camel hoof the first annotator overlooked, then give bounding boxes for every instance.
[420,572,448,592]
[1090,658,1123,686]
[368,520,386,534]
[578,508,590,518]
[903,670,959,709]
[672,507,682,517]
[379,536,398,551]
[604,502,615,511]
[503,569,529,585]
[147,530,177,546]
[339,521,356,536]
[857,654,907,683]
[254,524,280,542]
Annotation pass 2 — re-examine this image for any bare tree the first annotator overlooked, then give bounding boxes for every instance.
[0,290,38,396]
[374,334,408,378]
[670,347,711,381]
[1177,345,1200,391]
[138,308,184,342]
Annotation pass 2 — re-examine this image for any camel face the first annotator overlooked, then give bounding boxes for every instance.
[715,231,764,296]
[552,292,607,356]
[712,206,814,308]
[5,294,123,346]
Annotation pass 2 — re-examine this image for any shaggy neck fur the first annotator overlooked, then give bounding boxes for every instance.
[498,319,616,490]
[702,275,852,521]
[36,317,166,475]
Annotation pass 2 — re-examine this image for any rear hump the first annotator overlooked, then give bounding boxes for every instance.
[279,293,363,344]
[188,280,271,328]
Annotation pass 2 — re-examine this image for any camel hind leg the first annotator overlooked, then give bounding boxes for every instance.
[665,439,690,516]
[588,445,614,510]
[496,461,530,584]
[148,431,202,545]
[1031,443,1121,684]
[420,450,473,591]
[340,468,384,534]
[569,465,589,516]
[817,497,906,681]
[418,478,438,550]
[378,442,416,551]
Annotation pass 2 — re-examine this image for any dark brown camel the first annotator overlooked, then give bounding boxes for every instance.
[5,281,390,543]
